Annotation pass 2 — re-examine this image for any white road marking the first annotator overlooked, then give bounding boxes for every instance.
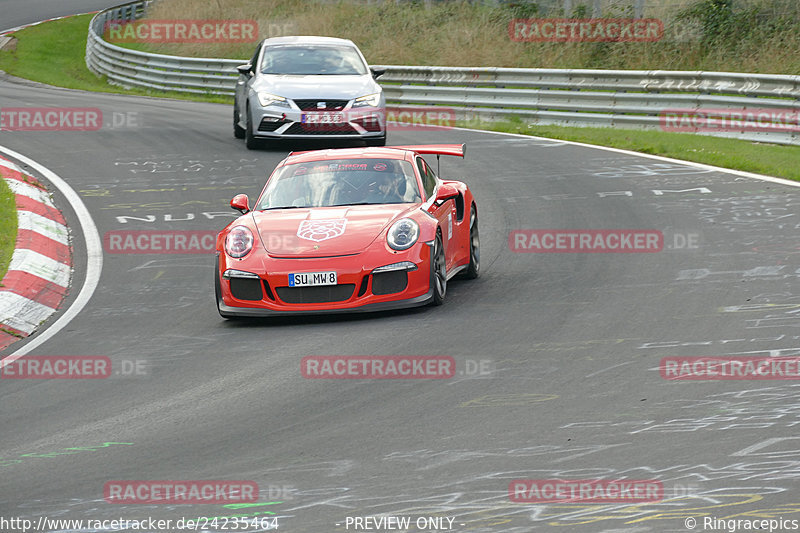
[453,126,800,189]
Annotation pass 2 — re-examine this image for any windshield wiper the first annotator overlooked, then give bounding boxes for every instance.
[259,205,307,211]
[261,202,377,210]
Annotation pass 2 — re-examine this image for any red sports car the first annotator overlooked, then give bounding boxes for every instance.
[215,144,479,318]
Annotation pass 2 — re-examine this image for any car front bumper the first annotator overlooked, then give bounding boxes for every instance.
[216,243,434,317]
[250,100,386,140]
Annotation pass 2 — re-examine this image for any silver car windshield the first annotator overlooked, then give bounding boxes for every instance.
[260,45,368,76]
[257,159,421,210]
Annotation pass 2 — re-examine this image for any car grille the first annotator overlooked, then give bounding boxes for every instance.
[371,271,408,295]
[276,284,356,304]
[293,99,349,111]
[284,123,358,135]
[230,278,263,301]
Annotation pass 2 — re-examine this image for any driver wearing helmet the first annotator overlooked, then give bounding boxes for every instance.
[366,166,406,203]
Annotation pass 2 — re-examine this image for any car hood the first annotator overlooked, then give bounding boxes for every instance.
[252,205,416,257]
[252,74,380,101]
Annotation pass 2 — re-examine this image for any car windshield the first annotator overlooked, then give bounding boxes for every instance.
[260,45,368,75]
[256,159,421,209]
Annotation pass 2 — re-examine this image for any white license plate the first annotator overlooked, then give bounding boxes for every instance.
[302,112,345,124]
[289,271,337,287]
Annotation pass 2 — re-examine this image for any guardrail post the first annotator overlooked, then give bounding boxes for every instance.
[634,0,645,18]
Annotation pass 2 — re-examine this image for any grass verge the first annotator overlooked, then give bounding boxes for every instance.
[0,14,231,104]
[125,0,800,74]
[481,118,800,182]
[0,176,17,284]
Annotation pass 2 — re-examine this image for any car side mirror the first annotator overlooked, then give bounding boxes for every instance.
[434,184,459,204]
[237,63,253,76]
[370,67,386,79]
[231,194,250,214]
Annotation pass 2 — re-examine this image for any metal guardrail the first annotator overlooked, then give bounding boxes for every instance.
[86,0,242,95]
[86,1,800,144]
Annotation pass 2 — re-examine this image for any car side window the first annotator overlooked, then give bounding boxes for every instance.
[416,157,437,199]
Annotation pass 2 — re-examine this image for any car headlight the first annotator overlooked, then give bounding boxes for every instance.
[257,92,289,107]
[387,218,419,251]
[353,92,382,108]
[225,226,254,258]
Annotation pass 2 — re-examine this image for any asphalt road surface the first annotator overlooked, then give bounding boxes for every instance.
[1,5,800,533]
[0,0,122,32]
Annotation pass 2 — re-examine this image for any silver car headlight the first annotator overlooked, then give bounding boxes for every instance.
[225,226,254,258]
[257,92,289,107]
[387,218,419,251]
[353,92,382,108]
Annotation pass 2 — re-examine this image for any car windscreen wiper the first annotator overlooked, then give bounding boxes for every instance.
[259,205,307,211]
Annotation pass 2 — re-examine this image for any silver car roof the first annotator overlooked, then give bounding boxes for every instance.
[261,36,357,47]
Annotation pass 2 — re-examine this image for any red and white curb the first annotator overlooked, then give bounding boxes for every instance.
[0,155,72,350]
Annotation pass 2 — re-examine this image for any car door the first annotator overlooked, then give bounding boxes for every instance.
[417,157,458,271]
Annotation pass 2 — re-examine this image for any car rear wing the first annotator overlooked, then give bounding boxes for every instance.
[388,144,466,158]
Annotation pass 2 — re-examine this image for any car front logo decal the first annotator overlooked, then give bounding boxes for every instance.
[317,101,326,109]
[297,219,347,242]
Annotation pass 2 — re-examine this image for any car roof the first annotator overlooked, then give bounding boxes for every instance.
[261,36,357,47]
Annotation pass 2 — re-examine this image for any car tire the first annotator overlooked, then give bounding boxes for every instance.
[461,204,480,279]
[234,105,245,139]
[432,231,447,305]
[245,106,260,150]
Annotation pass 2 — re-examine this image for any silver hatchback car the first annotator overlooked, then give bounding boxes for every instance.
[234,36,387,149]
